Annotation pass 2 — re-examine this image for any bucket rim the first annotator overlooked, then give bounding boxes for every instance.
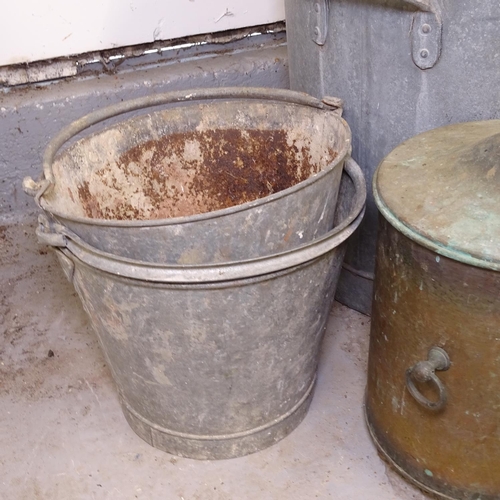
[39,157,366,283]
[25,86,351,227]
[45,153,348,228]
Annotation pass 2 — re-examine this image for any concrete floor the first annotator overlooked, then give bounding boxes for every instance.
[0,217,432,500]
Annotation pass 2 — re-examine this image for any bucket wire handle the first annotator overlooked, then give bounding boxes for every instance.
[22,87,343,206]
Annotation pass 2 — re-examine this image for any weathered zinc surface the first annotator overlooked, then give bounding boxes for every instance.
[366,121,500,499]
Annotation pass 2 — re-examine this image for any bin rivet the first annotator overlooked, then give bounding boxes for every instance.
[421,24,431,34]
[314,2,320,12]
[420,49,430,59]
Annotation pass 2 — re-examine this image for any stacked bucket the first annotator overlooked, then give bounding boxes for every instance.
[24,87,366,459]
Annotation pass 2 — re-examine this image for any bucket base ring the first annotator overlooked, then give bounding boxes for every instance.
[120,376,316,460]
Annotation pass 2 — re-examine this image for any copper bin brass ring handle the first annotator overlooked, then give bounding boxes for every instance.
[405,347,451,411]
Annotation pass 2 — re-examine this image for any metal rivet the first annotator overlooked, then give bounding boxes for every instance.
[421,24,431,34]
[314,26,320,36]
[420,49,430,59]
[314,2,320,12]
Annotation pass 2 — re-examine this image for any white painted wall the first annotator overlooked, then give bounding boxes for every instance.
[0,0,285,66]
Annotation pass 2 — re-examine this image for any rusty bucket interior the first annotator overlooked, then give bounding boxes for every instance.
[45,99,345,221]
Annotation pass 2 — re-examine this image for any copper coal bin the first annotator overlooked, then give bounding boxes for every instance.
[365,120,500,500]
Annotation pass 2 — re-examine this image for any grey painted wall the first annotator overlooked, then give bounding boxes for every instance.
[0,35,288,221]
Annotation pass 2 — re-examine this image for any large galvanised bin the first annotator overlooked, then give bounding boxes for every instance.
[285,0,500,314]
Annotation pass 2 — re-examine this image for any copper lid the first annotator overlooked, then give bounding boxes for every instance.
[374,120,500,271]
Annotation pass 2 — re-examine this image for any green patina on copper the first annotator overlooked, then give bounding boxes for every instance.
[374,120,500,271]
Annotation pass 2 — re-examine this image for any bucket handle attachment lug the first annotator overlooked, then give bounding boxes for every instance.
[22,87,344,207]
[22,177,52,207]
[322,96,344,116]
[406,346,450,411]
[36,214,67,248]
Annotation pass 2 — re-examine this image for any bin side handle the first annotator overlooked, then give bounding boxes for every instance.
[310,0,442,70]
[406,0,442,70]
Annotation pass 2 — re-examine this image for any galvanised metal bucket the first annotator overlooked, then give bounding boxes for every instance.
[36,160,366,460]
[24,87,352,264]
[285,0,500,314]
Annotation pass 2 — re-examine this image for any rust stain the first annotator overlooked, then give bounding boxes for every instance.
[283,226,294,243]
[76,128,337,221]
[77,181,105,219]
